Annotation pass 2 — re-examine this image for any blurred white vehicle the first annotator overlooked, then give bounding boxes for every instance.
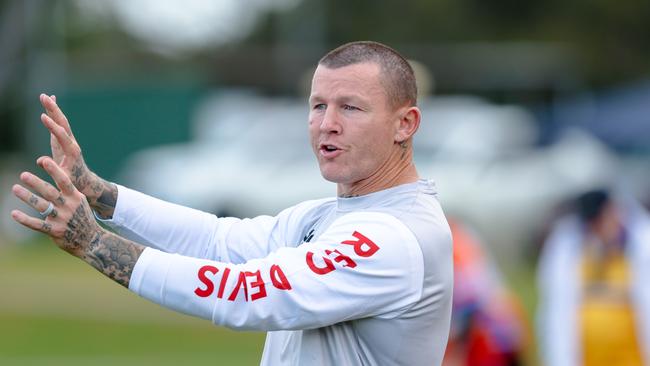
[118,91,618,255]
[414,97,617,255]
[118,91,327,216]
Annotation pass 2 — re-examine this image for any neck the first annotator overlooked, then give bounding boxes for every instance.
[337,145,419,197]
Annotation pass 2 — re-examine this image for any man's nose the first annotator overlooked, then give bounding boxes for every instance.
[320,108,342,134]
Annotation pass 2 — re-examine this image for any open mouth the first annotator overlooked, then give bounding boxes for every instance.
[319,144,342,157]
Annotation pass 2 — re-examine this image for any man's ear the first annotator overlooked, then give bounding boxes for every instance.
[394,106,421,143]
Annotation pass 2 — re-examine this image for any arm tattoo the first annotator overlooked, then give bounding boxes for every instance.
[88,179,117,219]
[71,162,90,191]
[69,161,117,218]
[84,230,144,288]
[62,202,143,288]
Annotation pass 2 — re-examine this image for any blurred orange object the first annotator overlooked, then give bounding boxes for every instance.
[443,219,528,366]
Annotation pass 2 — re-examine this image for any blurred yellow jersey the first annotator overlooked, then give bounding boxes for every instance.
[580,251,643,366]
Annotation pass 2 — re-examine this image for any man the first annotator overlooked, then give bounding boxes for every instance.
[11,41,453,365]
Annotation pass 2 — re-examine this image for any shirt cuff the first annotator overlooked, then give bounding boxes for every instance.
[93,184,130,227]
[128,247,172,299]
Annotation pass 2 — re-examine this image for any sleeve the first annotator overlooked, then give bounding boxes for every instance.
[628,208,650,364]
[128,211,425,331]
[99,185,324,262]
[535,217,581,366]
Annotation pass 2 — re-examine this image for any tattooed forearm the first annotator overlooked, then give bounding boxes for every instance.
[54,199,141,288]
[64,157,118,219]
[87,178,117,219]
[71,161,90,191]
[71,168,118,219]
[83,230,144,288]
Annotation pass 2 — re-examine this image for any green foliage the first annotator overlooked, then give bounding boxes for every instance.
[250,0,650,87]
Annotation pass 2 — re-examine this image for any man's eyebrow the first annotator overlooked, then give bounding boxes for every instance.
[309,94,368,105]
[338,95,365,104]
[309,95,324,104]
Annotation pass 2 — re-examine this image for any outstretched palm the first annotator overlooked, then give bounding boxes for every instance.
[39,94,118,219]
[39,94,91,192]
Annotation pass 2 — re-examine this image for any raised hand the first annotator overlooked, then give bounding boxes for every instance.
[11,156,101,256]
[39,94,86,187]
[11,157,143,287]
[39,94,117,219]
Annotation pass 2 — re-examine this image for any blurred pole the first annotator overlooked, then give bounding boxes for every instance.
[273,0,326,94]
[24,0,67,158]
[0,0,25,100]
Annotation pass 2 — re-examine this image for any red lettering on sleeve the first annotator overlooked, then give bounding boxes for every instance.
[228,271,249,301]
[341,231,380,257]
[217,267,231,299]
[270,264,292,290]
[246,270,267,301]
[325,249,357,268]
[306,251,335,275]
[195,265,219,298]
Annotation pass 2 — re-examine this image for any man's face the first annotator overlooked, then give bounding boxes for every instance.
[308,62,400,186]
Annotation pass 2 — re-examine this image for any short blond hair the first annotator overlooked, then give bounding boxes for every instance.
[319,41,417,109]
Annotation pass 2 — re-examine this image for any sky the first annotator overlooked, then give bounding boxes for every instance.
[75,0,301,55]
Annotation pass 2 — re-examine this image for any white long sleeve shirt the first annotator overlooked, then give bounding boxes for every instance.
[102,179,453,365]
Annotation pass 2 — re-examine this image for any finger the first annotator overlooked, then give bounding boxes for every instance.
[11,184,52,213]
[39,157,76,195]
[20,171,62,204]
[39,93,73,135]
[41,113,78,155]
[11,209,53,234]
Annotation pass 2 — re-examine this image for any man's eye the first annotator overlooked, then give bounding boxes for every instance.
[342,104,358,111]
[313,104,326,110]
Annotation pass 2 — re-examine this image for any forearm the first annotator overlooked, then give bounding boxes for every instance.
[129,213,425,331]
[93,184,216,256]
[83,229,145,288]
[72,164,117,219]
[85,173,117,219]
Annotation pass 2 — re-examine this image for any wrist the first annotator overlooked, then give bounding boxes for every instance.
[85,175,118,220]
[82,171,103,202]
[84,228,108,263]
[68,225,105,260]
[83,229,145,288]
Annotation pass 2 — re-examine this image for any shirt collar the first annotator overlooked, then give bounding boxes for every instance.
[336,179,436,211]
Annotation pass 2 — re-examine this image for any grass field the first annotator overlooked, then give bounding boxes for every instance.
[0,238,266,365]
[0,236,541,365]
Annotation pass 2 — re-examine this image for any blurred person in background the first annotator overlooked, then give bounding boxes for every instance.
[443,218,528,366]
[9,41,453,365]
[536,189,650,366]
